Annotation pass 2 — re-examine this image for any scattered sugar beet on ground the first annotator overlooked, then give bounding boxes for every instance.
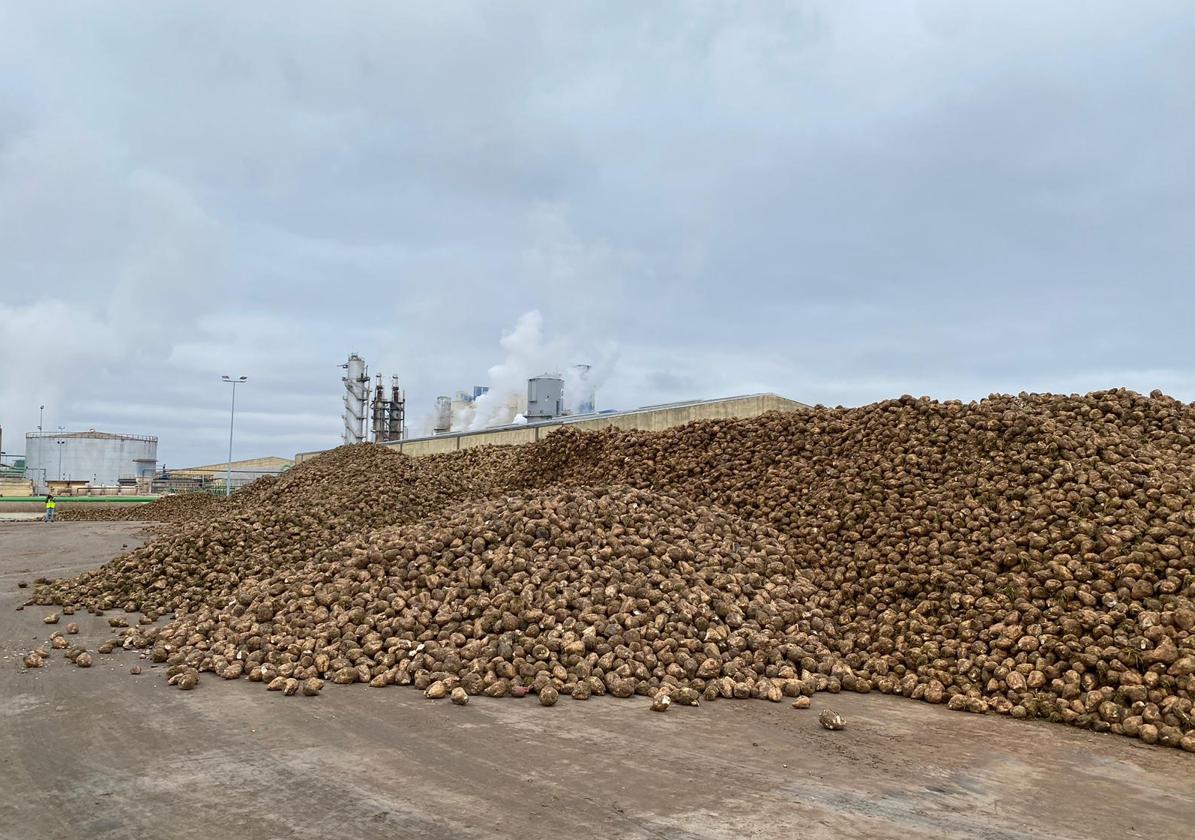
[26,389,1195,751]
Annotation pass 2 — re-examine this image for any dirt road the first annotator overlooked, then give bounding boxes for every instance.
[1,521,1192,840]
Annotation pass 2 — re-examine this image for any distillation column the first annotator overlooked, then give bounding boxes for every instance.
[342,353,369,444]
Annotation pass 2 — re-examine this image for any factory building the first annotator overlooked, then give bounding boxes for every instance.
[157,456,293,495]
[25,430,158,495]
[296,393,807,462]
[169,456,293,481]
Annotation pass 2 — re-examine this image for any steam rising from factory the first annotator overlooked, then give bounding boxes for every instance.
[424,310,611,436]
[341,311,613,443]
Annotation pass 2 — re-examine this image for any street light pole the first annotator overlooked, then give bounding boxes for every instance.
[221,376,248,497]
[39,405,44,431]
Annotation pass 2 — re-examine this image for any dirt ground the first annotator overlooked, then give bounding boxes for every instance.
[1,522,1192,840]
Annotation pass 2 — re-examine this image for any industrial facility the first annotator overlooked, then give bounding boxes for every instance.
[342,353,406,444]
[300,393,807,462]
[307,349,807,463]
[160,456,294,495]
[169,456,293,481]
[433,363,597,435]
[24,430,158,495]
[433,387,492,435]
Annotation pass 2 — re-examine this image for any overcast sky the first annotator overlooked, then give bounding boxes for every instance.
[1,1,1193,467]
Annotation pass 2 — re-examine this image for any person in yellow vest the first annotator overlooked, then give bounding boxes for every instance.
[44,494,56,523]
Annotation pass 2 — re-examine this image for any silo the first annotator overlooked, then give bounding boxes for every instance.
[433,396,452,434]
[526,374,564,420]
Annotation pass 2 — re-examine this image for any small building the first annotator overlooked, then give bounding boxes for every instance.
[25,430,158,495]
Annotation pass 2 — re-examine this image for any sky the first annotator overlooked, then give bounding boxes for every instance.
[1,1,1193,468]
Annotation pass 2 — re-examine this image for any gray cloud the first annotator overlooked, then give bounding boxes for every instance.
[1,1,1192,466]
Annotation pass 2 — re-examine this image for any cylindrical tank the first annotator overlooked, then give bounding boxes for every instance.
[24,431,158,494]
[450,391,474,432]
[526,374,564,420]
[433,396,452,434]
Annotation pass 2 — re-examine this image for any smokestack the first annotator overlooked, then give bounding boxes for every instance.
[371,374,386,443]
[433,396,452,434]
[389,376,405,440]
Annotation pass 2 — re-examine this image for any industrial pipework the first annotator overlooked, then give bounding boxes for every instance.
[343,354,408,444]
[371,374,407,442]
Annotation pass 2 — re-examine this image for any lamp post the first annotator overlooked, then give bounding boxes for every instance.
[221,376,247,497]
[39,405,44,431]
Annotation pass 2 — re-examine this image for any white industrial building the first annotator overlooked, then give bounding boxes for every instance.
[25,430,158,494]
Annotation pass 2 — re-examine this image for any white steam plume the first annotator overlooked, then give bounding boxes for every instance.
[463,310,618,431]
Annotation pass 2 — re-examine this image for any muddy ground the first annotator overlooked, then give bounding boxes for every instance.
[1,521,1191,840]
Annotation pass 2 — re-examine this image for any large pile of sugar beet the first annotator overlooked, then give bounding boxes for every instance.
[30,389,1195,750]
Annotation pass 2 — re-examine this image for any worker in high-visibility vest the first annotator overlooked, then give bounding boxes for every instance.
[44,494,56,523]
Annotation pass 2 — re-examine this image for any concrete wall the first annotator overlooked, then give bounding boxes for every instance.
[297,393,807,463]
[389,436,462,458]
[25,433,157,494]
[561,393,802,434]
[0,478,34,497]
[460,427,539,451]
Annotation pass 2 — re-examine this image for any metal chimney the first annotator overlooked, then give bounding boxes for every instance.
[433,396,452,434]
[389,376,405,440]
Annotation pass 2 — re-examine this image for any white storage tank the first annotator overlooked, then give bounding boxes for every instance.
[25,430,158,494]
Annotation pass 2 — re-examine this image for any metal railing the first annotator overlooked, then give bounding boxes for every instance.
[25,431,158,443]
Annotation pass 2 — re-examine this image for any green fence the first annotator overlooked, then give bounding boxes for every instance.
[1,496,157,504]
